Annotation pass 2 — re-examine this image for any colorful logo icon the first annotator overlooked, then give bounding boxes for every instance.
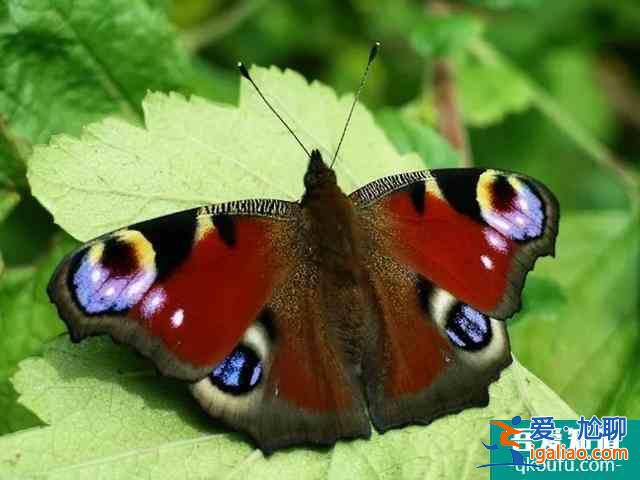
[477,415,540,470]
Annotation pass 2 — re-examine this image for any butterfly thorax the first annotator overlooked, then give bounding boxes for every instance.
[300,150,366,286]
[299,150,374,365]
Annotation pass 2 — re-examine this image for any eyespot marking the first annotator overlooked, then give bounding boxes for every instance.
[70,230,157,315]
[477,171,545,241]
[210,345,263,394]
[445,304,492,351]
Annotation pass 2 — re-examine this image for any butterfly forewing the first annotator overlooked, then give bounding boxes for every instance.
[48,200,300,381]
[351,168,559,319]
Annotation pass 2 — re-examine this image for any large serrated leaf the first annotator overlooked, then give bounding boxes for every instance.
[28,66,426,241]
[0,337,575,479]
[0,0,193,151]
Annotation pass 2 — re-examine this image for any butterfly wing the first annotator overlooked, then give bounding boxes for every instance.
[48,200,301,381]
[352,168,559,318]
[351,168,558,430]
[49,199,369,450]
[190,255,371,451]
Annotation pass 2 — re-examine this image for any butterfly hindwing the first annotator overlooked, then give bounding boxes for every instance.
[360,252,511,430]
[191,256,371,451]
[48,200,300,381]
[353,167,557,429]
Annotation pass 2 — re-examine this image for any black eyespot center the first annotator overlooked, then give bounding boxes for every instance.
[445,303,492,351]
[210,345,263,394]
[101,238,138,277]
[490,175,517,212]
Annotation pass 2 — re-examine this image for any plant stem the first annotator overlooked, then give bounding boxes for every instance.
[427,1,473,167]
[0,115,30,189]
[182,0,267,53]
[0,116,29,167]
[433,60,473,167]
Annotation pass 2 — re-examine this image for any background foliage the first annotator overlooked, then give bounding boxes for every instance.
[0,0,638,475]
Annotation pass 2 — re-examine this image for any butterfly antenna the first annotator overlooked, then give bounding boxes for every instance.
[330,41,380,168]
[237,62,311,158]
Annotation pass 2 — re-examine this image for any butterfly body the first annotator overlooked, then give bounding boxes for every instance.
[48,149,558,452]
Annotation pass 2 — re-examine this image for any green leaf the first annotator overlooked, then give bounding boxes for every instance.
[0,337,575,479]
[541,48,615,143]
[411,15,482,59]
[457,61,533,127]
[375,109,460,168]
[28,66,427,241]
[0,194,59,266]
[0,0,194,150]
[0,235,77,433]
[511,211,640,416]
[188,59,239,105]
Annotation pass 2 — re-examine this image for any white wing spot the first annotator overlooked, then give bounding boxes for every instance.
[480,255,494,270]
[171,308,185,328]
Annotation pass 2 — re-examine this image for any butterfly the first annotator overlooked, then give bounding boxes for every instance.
[47,45,559,452]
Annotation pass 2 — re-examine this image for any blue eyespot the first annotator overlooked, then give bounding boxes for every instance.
[210,345,263,394]
[69,234,156,315]
[445,304,492,351]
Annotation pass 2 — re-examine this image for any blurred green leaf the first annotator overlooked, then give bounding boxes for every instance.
[512,210,640,416]
[0,195,58,266]
[0,0,194,149]
[514,277,567,323]
[411,14,482,59]
[188,59,239,104]
[541,48,615,143]
[469,40,636,209]
[170,0,219,27]
[604,342,640,417]
[376,109,460,168]
[0,235,77,433]
[458,61,533,127]
[0,337,574,479]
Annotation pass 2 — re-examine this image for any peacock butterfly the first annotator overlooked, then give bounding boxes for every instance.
[47,43,559,452]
